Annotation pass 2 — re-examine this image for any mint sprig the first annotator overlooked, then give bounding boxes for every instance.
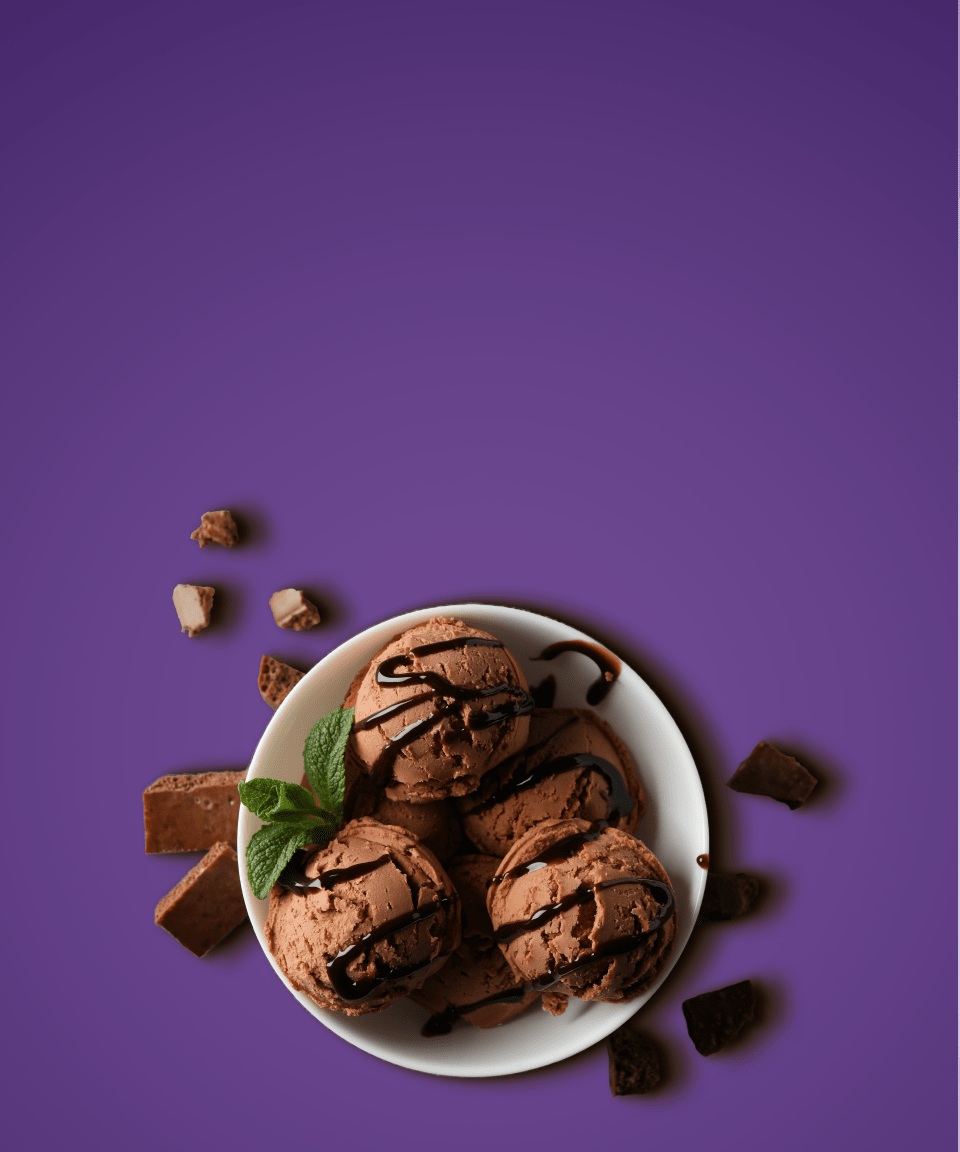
[239,707,354,899]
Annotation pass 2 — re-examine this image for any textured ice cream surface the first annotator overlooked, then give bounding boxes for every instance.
[488,818,677,1005]
[346,617,531,802]
[412,855,540,1030]
[456,708,644,857]
[345,775,462,863]
[264,817,460,1016]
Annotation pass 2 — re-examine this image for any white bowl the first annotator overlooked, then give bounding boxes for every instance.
[239,603,708,1078]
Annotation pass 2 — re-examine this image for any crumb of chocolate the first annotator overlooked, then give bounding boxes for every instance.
[258,654,305,709]
[173,584,215,636]
[541,987,569,1016]
[269,588,321,631]
[682,980,756,1055]
[700,872,760,922]
[190,510,238,548]
[608,1026,661,1095]
[727,741,817,808]
[154,842,247,957]
[144,771,245,853]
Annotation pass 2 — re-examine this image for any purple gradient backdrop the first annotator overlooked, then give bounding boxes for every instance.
[1,2,954,1149]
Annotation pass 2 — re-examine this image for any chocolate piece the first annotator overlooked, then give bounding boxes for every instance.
[727,741,817,808]
[682,980,756,1055]
[154,842,247,957]
[144,771,245,852]
[541,988,569,1016]
[608,1026,661,1095]
[269,588,321,631]
[700,872,760,921]
[189,510,238,548]
[258,655,305,709]
[172,584,214,636]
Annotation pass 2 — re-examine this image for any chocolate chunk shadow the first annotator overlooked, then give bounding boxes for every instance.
[207,581,245,636]
[228,506,271,550]
[445,595,742,871]
[206,917,255,960]
[695,868,789,925]
[701,977,785,1058]
[283,583,351,630]
[762,739,845,812]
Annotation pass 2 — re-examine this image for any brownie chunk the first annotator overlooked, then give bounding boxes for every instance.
[155,842,247,957]
[608,1026,661,1095]
[258,655,305,709]
[144,771,245,852]
[173,584,215,636]
[700,872,760,921]
[682,980,756,1055]
[727,741,817,808]
[269,588,321,631]
[190,510,238,548]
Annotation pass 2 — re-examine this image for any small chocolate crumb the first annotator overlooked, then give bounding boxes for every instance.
[190,510,239,548]
[541,987,569,1016]
[172,584,215,636]
[269,588,321,631]
[727,741,817,808]
[608,1026,661,1095]
[700,872,760,922]
[258,654,305,709]
[682,980,756,1055]
[154,842,247,957]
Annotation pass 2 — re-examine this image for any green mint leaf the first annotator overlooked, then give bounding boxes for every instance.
[245,822,316,900]
[302,707,353,820]
[239,778,320,823]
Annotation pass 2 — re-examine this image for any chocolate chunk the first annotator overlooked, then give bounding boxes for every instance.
[172,584,215,636]
[700,872,760,921]
[258,655,305,709]
[608,1026,661,1095]
[155,842,247,957]
[190,510,239,548]
[269,588,321,631]
[144,771,245,853]
[727,741,817,808]
[682,980,756,1055]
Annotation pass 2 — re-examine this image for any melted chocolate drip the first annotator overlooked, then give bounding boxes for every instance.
[326,893,457,1002]
[488,819,611,885]
[276,850,390,895]
[420,987,527,1037]
[697,853,710,869]
[356,636,534,786]
[531,675,557,708]
[532,641,622,705]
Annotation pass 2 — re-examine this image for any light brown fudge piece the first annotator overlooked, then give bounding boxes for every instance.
[258,655,305,709]
[173,584,215,636]
[190,510,238,548]
[269,588,321,630]
[155,842,247,957]
[144,771,245,853]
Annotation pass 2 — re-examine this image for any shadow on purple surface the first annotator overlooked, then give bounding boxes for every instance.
[229,505,272,551]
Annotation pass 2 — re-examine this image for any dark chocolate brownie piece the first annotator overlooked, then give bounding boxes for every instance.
[155,842,247,957]
[700,872,760,921]
[608,1026,661,1095]
[727,741,817,808]
[682,980,756,1055]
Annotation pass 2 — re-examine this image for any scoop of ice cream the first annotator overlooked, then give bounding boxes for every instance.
[487,818,677,1005]
[346,617,532,802]
[411,855,540,1030]
[456,708,644,856]
[344,773,462,862]
[264,817,460,1016]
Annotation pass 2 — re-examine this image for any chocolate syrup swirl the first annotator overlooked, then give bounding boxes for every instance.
[531,675,557,708]
[276,850,390,895]
[356,636,534,785]
[326,892,457,1002]
[532,641,622,705]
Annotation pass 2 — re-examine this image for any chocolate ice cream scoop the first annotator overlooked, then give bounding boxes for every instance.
[412,855,540,1032]
[346,617,533,802]
[456,708,644,856]
[487,818,677,1005]
[344,773,462,863]
[264,817,460,1016]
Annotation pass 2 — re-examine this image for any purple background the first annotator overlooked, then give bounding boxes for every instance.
[1,2,954,1149]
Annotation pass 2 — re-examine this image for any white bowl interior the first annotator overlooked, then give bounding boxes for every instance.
[240,603,708,1077]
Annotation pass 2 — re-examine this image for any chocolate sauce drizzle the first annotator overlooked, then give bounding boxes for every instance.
[356,636,534,786]
[531,675,556,708]
[421,986,527,1037]
[276,850,390,895]
[532,640,622,705]
[696,853,710,869]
